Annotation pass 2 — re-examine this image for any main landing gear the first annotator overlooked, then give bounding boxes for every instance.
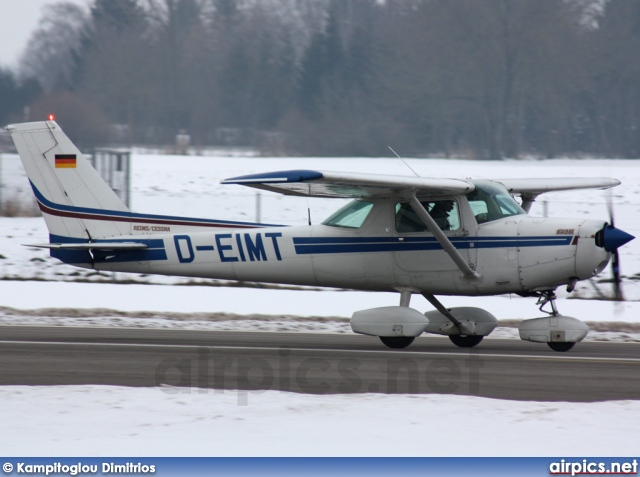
[379,336,415,349]
[378,327,485,349]
[373,292,492,349]
[547,342,575,352]
[423,293,488,349]
[448,335,484,348]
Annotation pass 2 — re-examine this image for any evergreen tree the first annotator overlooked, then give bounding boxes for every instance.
[0,69,42,125]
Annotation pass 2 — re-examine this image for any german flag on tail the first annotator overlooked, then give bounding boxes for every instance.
[55,154,76,168]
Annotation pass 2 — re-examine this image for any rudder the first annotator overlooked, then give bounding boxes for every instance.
[6,120,130,240]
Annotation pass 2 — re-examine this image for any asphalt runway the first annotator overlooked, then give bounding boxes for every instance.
[1,326,639,402]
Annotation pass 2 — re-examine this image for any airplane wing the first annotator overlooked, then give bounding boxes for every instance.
[496,177,620,195]
[221,170,474,198]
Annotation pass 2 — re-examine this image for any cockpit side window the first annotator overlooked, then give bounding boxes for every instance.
[323,200,374,228]
[467,181,526,224]
[395,200,460,233]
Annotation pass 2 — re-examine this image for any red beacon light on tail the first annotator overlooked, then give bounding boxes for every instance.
[47,114,55,121]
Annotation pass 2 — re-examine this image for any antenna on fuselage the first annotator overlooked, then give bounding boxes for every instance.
[389,146,419,177]
[307,183,312,225]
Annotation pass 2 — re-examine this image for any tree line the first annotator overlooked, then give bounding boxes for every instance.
[2,0,639,158]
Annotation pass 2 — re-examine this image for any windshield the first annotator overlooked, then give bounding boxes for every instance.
[467,181,526,224]
[323,200,374,228]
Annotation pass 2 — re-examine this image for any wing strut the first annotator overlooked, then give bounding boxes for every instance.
[519,193,539,213]
[409,195,481,280]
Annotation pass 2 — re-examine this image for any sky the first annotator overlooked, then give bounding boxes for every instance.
[0,0,91,70]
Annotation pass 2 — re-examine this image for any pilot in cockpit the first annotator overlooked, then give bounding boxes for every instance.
[429,200,455,230]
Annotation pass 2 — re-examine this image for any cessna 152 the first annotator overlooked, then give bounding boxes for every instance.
[7,120,634,351]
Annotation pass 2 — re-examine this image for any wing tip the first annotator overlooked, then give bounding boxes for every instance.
[221,169,323,185]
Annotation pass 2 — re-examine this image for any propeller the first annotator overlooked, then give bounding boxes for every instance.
[606,191,627,301]
[602,189,635,301]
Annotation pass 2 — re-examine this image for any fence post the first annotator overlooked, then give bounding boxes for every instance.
[256,193,262,223]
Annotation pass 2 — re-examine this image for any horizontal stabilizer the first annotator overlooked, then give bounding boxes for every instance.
[24,242,148,250]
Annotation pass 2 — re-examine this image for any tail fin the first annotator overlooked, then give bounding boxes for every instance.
[6,120,130,240]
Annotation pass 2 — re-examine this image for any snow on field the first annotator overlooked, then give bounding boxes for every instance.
[1,384,639,456]
[0,153,639,457]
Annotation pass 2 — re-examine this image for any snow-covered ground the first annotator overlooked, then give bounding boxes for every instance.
[0,152,639,456]
[1,385,639,456]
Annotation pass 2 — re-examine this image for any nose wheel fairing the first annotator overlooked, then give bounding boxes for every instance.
[518,290,589,351]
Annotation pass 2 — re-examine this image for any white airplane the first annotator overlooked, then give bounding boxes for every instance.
[7,120,635,351]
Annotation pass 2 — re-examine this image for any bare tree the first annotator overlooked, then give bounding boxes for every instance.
[14,0,640,158]
[20,2,89,92]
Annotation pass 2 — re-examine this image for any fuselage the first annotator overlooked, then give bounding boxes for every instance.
[61,194,612,296]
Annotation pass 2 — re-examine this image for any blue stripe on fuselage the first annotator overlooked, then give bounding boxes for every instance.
[292,235,573,255]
